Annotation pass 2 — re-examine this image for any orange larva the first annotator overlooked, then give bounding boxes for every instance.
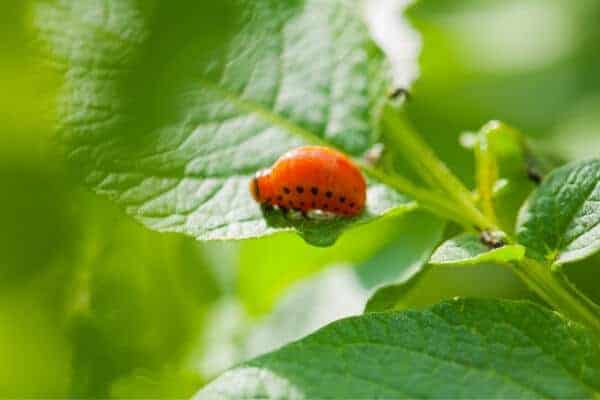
[250,146,366,216]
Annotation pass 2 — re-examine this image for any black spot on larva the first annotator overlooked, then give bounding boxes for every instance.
[296,186,304,194]
[312,201,316,208]
[339,196,346,203]
[277,195,283,201]
[300,201,305,207]
[349,202,355,208]
[289,200,294,207]
[311,187,318,195]
[325,191,333,198]
[323,204,329,209]
[334,207,339,212]
[283,187,290,194]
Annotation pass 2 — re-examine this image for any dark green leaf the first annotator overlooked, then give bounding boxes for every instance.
[517,159,600,265]
[196,299,600,399]
[36,0,414,245]
[430,233,525,266]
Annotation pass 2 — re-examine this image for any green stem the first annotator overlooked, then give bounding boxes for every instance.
[365,109,600,336]
[474,134,498,225]
[381,105,494,231]
[359,162,472,228]
[511,258,600,336]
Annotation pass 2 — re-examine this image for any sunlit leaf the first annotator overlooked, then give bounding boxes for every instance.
[35,0,417,245]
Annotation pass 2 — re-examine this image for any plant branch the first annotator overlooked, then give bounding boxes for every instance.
[380,104,495,231]
[359,162,474,229]
[474,133,499,225]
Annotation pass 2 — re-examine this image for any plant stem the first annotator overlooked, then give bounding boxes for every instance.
[381,105,495,231]
[363,109,600,335]
[365,107,600,336]
[511,258,600,336]
[359,162,472,228]
[474,133,498,225]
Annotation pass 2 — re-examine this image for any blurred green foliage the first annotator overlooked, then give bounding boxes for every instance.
[1,0,599,397]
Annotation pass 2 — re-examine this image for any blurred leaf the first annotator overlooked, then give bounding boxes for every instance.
[64,195,219,398]
[35,0,418,246]
[430,233,525,266]
[196,299,600,399]
[198,213,444,376]
[244,211,442,359]
[400,0,600,187]
[242,267,369,365]
[517,159,600,266]
[110,367,203,399]
[239,212,441,314]
[0,162,75,286]
[549,95,600,161]
[0,288,72,398]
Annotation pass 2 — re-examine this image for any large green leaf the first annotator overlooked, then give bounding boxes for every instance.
[430,233,525,266]
[196,299,600,399]
[517,159,600,266]
[36,0,414,245]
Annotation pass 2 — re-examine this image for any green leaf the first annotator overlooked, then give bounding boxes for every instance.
[195,299,600,399]
[36,0,414,245]
[430,233,525,266]
[517,159,600,266]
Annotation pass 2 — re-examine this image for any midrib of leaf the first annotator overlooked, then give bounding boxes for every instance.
[198,78,330,148]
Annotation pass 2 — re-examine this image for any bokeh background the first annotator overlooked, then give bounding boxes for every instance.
[1,0,599,397]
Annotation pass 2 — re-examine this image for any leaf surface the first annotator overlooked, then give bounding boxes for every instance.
[517,159,600,265]
[36,0,414,245]
[430,233,525,266]
[196,299,600,399]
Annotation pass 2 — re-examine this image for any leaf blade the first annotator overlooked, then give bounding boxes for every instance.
[517,159,600,265]
[430,233,525,267]
[195,299,600,399]
[36,0,415,244]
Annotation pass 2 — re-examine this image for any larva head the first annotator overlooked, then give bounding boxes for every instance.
[249,169,272,203]
[249,176,260,202]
